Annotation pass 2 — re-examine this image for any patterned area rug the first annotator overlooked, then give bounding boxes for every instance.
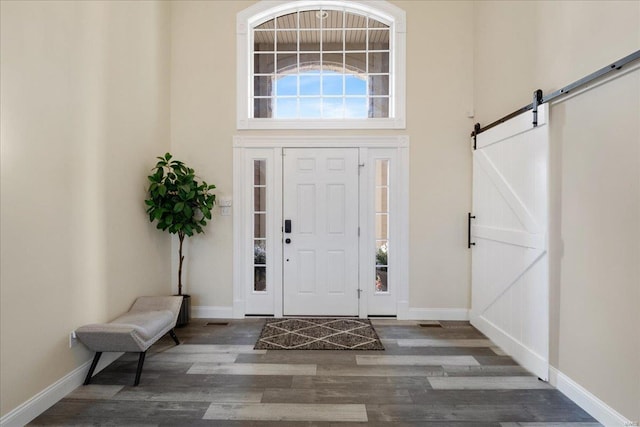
[254,318,384,350]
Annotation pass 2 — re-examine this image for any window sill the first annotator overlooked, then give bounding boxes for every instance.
[237,117,406,130]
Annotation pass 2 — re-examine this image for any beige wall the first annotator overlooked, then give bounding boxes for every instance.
[4,0,637,422]
[170,0,475,311]
[169,0,251,306]
[0,1,171,417]
[399,0,474,310]
[474,1,640,421]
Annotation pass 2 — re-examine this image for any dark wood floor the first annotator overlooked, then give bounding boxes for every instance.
[31,319,600,426]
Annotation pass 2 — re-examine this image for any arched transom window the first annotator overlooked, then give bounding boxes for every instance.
[237,1,406,129]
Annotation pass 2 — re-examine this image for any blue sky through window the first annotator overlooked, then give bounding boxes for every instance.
[275,70,367,118]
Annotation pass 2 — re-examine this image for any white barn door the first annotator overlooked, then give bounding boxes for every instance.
[470,105,549,380]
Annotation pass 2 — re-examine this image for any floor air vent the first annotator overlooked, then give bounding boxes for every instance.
[205,322,229,326]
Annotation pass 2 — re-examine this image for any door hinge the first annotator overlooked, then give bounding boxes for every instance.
[358,227,360,237]
[357,288,363,299]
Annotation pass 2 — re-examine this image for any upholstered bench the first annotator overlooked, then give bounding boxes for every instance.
[75,296,183,386]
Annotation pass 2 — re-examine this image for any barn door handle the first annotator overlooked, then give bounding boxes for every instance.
[468,213,476,248]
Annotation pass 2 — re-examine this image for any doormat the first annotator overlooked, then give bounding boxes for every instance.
[254,318,384,350]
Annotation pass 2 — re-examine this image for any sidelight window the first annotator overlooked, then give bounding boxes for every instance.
[253,160,267,292]
[375,159,389,293]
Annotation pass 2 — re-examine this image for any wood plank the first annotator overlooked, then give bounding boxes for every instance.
[428,376,552,390]
[163,344,266,354]
[370,344,499,357]
[291,375,433,390]
[65,385,124,400]
[500,423,601,427]
[316,365,444,377]
[474,355,519,365]
[396,339,494,348]
[261,387,412,404]
[444,365,531,377]
[409,389,567,405]
[356,355,480,366]
[187,363,317,376]
[366,403,594,423]
[202,403,368,422]
[112,387,263,403]
[151,353,238,363]
[32,400,210,423]
[234,351,357,365]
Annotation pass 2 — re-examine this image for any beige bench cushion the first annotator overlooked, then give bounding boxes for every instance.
[111,310,174,340]
[75,296,182,353]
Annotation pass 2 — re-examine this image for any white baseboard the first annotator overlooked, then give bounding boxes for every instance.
[0,352,122,427]
[198,304,468,321]
[403,307,469,321]
[549,367,636,427]
[192,305,234,319]
[232,299,245,319]
[396,300,409,319]
[471,315,548,381]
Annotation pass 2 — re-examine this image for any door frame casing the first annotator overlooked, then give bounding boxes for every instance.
[232,135,410,318]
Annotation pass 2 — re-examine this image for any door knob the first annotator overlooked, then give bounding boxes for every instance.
[285,238,291,244]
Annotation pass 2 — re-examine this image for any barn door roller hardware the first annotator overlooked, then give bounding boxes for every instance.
[470,49,640,143]
[472,123,480,150]
[467,212,476,249]
[532,89,543,127]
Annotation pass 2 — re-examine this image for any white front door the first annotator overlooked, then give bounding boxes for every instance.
[283,148,360,316]
[470,105,549,380]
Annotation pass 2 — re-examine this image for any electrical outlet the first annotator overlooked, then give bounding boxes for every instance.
[69,331,77,348]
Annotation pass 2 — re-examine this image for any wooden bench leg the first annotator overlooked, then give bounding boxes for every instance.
[169,329,180,346]
[133,351,146,386]
[84,352,102,385]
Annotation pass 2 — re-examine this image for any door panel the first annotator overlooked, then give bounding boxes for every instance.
[283,148,359,316]
[327,250,346,293]
[471,105,549,380]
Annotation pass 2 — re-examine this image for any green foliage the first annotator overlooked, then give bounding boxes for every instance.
[145,153,216,238]
[254,244,266,265]
[376,244,388,266]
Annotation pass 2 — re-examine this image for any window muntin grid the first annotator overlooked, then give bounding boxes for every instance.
[253,160,267,292]
[252,8,390,120]
[375,159,389,293]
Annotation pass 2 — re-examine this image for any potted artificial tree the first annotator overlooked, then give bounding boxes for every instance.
[145,153,216,326]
